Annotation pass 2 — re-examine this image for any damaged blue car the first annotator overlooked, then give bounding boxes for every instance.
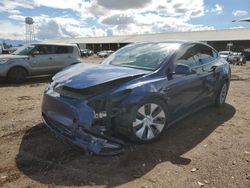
[42,41,231,155]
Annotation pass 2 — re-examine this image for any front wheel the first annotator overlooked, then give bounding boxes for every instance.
[7,67,27,83]
[128,99,168,143]
[215,81,229,107]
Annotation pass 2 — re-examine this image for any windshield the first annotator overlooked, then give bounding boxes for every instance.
[13,45,35,55]
[102,42,181,71]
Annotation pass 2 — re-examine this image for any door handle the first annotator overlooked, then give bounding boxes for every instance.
[48,57,52,60]
[68,55,71,58]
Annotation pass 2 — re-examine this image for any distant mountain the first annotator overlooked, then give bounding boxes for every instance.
[0,39,26,46]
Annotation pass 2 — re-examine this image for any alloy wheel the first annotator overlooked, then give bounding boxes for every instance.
[132,103,166,141]
[220,83,228,104]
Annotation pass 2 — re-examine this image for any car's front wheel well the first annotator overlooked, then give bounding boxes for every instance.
[112,96,169,143]
[7,66,29,76]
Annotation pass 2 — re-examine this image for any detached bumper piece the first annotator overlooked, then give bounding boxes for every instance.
[42,113,124,156]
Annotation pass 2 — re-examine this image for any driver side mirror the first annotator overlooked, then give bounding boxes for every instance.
[174,64,195,75]
[31,50,39,56]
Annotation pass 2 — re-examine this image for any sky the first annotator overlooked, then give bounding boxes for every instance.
[0,0,249,42]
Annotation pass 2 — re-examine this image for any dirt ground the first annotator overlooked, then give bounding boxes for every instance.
[0,58,249,188]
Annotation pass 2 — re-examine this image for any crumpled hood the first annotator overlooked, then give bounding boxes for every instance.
[53,63,150,89]
[0,54,28,60]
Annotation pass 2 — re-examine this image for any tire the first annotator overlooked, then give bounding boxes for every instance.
[126,99,168,144]
[215,81,229,107]
[7,67,27,83]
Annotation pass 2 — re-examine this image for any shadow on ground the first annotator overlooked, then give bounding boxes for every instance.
[0,76,52,88]
[16,104,235,187]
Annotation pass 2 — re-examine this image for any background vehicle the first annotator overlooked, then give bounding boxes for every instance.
[80,49,93,57]
[227,52,246,65]
[42,41,231,155]
[243,48,250,61]
[219,51,232,61]
[0,43,81,83]
[97,50,114,58]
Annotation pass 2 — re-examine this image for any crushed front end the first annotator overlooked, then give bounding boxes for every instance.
[41,83,126,155]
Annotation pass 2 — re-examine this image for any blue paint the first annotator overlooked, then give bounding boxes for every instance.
[42,41,231,155]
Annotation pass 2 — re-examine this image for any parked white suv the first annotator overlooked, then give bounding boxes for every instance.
[219,51,232,61]
[0,43,82,83]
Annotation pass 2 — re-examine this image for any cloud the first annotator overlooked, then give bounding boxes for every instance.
[104,13,214,36]
[0,0,34,14]
[96,0,152,10]
[33,0,88,11]
[88,3,107,16]
[232,10,248,17]
[0,20,25,40]
[36,20,62,39]
[101,14,135,25]
[8,14,26,22]
[0,0,214,41]
[35,16,106,40]
[211,4,223,14]
[96,0,207,36]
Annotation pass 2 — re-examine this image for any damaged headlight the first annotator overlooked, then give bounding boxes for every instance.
[94,111,107,119]
[93,110,108,127]
[89,97,108,126]
[89,89,131,123]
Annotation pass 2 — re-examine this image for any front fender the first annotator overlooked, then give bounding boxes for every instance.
[119,77,169,111]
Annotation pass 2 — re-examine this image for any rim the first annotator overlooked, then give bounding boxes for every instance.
[132,103,166,141]
[220,83,227,104]
[10,69,26,81]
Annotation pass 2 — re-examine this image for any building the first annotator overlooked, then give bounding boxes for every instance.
[46,28,250,59]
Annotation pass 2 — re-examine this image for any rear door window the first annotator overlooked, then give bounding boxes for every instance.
[54,46,73,54]
[35,45,54,55]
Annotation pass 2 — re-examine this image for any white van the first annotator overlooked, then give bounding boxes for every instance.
[0,43,82,83]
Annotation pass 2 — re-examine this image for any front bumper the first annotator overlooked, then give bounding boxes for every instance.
[42,91,124,155]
